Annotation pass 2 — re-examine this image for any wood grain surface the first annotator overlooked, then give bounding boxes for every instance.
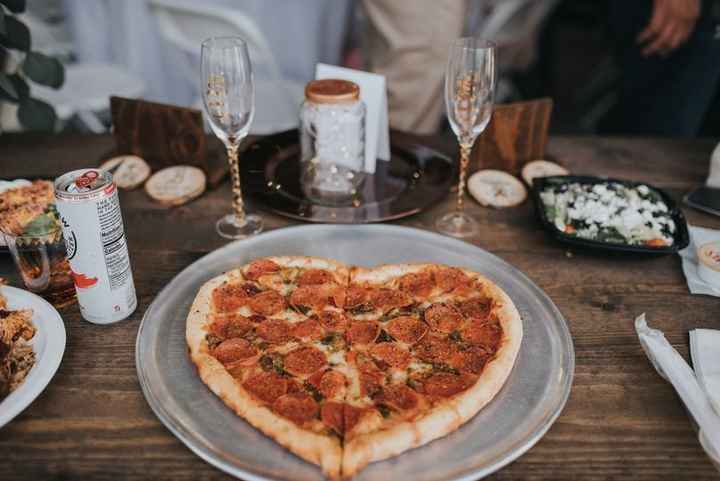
[0,133,719,481]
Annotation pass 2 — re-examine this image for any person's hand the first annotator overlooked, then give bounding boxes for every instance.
[637,0,700,56]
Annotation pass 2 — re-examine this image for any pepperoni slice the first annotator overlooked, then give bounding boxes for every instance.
[212,282,256,312]
[242,371,287,403]
[398,270,434,298]
[450,346,490,374]
[320,401,344,434]
[433,267,471,293]
[272,392,319,424]
[345,286,372,308]
[424,303,463,333]
[308,369,346,399]
[344,404,364,433]
[386,316,428,344]
[378,384,419,411]
[208,314,254,339]
[370,343,411,369]
[422,373,475,397]
[414,335,457,363]
[371,288,412,311]
[248,290,286,316]
[290,286,342,312]
[297,269,335,286]
[461,317,502,350]
[244,259,281,281]
[256,319,293,343]
[456,297,492,320]
[346,321,380,345]
[320,402,365,434]
[316,311,349,332]
[359,371,384,398]
[283,346,327,376]
[212,338,258,365]
[291,318,324,340]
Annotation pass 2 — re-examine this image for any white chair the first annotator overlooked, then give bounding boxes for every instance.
[19,11,146,133]
[148,0,305,134]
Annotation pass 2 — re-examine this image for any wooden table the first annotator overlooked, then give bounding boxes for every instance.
[1,133,719,481]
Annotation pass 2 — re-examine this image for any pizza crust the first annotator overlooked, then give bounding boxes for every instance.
[186,270,343,479]
[342,266,523,478]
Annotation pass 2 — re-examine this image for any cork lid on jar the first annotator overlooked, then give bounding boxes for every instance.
[305,79,360,104]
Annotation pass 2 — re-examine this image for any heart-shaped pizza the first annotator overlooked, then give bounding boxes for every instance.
[186,257,522,479]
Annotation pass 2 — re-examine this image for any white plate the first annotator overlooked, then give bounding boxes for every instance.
[0,285,66,428]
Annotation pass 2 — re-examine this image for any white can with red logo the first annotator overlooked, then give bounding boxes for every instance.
[54,168,137,324]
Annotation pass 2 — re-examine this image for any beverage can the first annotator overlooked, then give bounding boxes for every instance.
[54,169,137,324]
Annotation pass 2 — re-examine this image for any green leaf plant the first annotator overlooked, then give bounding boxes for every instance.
[0,0,64,132]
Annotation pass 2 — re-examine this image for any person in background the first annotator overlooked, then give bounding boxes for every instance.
[361,0,467,135]
[600,0,720,136]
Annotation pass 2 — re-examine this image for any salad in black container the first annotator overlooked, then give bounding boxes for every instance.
[530,175,690,254]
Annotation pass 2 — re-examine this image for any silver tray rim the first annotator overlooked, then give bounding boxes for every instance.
[135,224,575,481]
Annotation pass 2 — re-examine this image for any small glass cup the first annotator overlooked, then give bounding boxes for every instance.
[2,226,76,308]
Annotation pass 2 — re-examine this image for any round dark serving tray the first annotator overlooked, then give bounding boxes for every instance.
[239,130,456,223]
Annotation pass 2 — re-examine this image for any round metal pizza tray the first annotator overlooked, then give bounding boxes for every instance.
[136,224,574,481]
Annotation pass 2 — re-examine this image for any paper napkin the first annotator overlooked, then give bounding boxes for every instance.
[316,63,390,174]
[679,225,720,297]
[635,314,720,464]
[690,328,720,416]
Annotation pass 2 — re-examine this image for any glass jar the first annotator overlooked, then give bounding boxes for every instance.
[300,79,366,205]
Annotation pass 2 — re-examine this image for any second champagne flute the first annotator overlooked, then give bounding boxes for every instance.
[201,36,263,239]
[436,38,496,238]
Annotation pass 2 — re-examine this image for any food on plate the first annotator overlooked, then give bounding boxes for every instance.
[145,166,206,206]
[539,180,676,246]
[0,291,36,400]
[99,155,151,190]
[0,180,60,237]
[521,160,569,186]
[187,256,523,479]
[698,240,720,287]
[467,170,527,208]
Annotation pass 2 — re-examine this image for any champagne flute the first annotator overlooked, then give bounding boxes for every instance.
[201,36,263,239]
[436,38,496,238]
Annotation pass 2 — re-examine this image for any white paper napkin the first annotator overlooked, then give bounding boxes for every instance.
[690,329,720,416]
[679,225,720,296]
[635,314,720,463]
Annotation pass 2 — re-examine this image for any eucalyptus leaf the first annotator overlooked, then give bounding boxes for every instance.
[0,72,17,100]
[0,15,30,51]
[23,51,64,88]
[0,0,26,13]
[22,213,58,236]
[17,97,56,132]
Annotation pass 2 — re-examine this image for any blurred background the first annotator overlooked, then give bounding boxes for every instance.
[2,0,719,137]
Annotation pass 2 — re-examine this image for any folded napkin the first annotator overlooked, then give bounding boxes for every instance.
[679,226,720,297]
[635,314,720,464]
[691,329,720,416]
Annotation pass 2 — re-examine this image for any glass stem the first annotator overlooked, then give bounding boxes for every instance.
[227,142,246,224]
[456,142,473,213]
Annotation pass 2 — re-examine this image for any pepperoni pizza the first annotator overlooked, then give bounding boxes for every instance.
[186,257,522,479]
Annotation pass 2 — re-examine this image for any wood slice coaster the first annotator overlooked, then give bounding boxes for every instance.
[145,166,206,206]
[99,155,151,190]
